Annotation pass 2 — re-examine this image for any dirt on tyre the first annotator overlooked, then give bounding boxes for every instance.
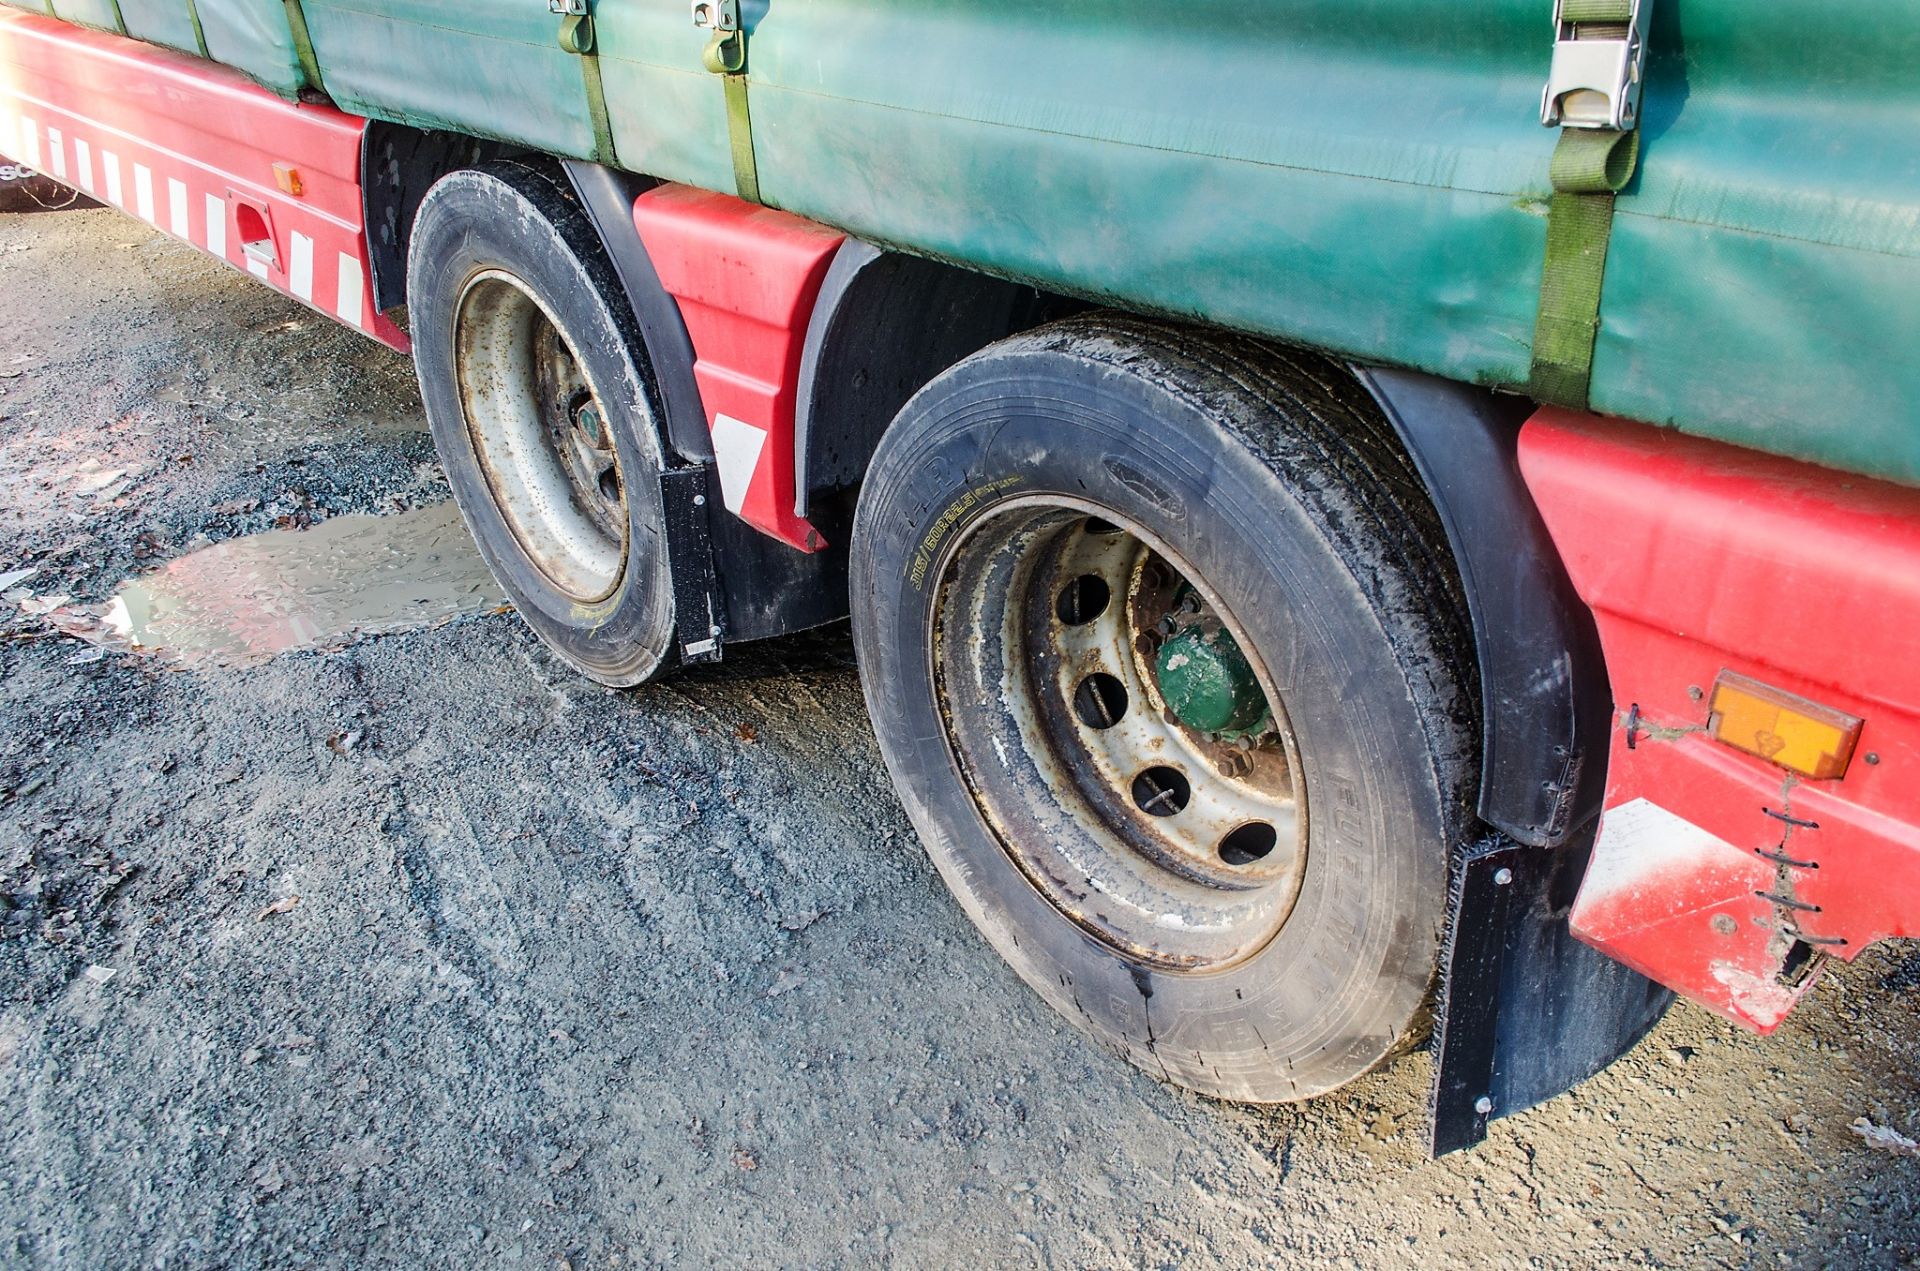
[408,161,677,686]
[850,314,1480,1101]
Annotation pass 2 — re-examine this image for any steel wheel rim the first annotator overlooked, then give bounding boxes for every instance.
[933,498,1308,972]
[453,269,626,603]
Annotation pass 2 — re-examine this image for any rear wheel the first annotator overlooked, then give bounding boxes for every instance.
[850,315,1478,1101]
[408,162,676,685]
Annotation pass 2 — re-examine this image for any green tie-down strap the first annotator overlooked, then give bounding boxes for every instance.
[182,0,209,57]
[557,15,618,166]
[1528,126,1640,410]
[280,0,327,96]
[702,27,760,204]
[722,74,760,204]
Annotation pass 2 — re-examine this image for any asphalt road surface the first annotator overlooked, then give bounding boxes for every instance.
[2,204,1917,1269]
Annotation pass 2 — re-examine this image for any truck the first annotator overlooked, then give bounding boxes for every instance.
[0,0,1913,1154]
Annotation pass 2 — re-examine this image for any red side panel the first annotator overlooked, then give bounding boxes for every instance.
[1520,408,1920,1031]
[0,10,405,350]
[632,185,843,552]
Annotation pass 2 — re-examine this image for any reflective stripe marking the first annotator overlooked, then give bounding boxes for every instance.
[711,413,768,515]
[73,138,92,193]
[245,252,269,280]
[133,163,155,223]
[18,116,38,169]
[102,150,122,207]
[45,127,64,180]
[334,252,364,327]
[289,231,314,301]
[167,178,189,239]
[204,193,225,260]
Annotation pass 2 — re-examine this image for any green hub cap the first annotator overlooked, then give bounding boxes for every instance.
[1155,625,1267,734]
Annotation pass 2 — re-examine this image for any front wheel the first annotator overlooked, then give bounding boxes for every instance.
[407,162,678,686]
[850,315,1479,1101]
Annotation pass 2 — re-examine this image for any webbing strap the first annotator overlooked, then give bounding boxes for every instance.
[1528,127,1639,408]
[701,26,759,203]
[722,74,760,204]
[1528,0,1643,409]
[182,0,210,58]
[578,55,617,166]
[559,15,618,166]
[280,0,327,97]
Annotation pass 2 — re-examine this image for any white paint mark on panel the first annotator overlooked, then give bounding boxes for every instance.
[133,162,155,224]
[711,413,769,516]
[335,252,365,327]
[289,231,314,301]
[204,193,226,260]
[169,178,189,238]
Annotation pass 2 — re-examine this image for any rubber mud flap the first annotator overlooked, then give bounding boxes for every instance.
[849,313,1481,1102]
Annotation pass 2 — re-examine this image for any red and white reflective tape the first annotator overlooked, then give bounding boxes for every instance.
[0,11,405,352]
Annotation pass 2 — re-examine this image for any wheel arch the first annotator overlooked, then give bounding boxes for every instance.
[360,122,533,314]
[558,159,847,645]
[1351,367,1611,849]
[793,242,1085,544]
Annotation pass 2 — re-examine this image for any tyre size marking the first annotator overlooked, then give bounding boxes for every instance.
[908,475,1024,590]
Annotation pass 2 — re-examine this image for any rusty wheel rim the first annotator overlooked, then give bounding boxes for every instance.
[453,269,626,603]
[934,500,1308,972]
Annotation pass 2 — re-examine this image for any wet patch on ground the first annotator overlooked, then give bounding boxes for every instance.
[86,503,504,668]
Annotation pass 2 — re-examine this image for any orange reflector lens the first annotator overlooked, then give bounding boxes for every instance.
[1707,672,1861,780]
[272,162,303,197]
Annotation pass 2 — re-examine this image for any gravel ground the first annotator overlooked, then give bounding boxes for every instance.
[1,205,1917,1270]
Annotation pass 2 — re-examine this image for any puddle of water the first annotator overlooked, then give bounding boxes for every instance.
[86,503,505,668]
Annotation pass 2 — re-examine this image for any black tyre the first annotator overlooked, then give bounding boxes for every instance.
[0,158,87,213]
[850,314,1478,1101]
[409,162,676,686]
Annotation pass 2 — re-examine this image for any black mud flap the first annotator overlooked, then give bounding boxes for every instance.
[658,465,724,666]
[1429,829,1674,1155]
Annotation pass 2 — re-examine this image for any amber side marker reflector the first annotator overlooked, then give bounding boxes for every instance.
[1708,671,1862,780]
[273,163,303,197]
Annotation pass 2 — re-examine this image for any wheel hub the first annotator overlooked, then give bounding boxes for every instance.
[934,501,1309,971]
[1154,620,1268,736]
[452,269,628,603]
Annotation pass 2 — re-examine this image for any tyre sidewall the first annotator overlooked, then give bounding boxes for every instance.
[409,167,675,686]
[852,348,1452,1100]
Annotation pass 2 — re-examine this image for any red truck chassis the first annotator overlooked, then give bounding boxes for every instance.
[1526,410,1920,1030]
